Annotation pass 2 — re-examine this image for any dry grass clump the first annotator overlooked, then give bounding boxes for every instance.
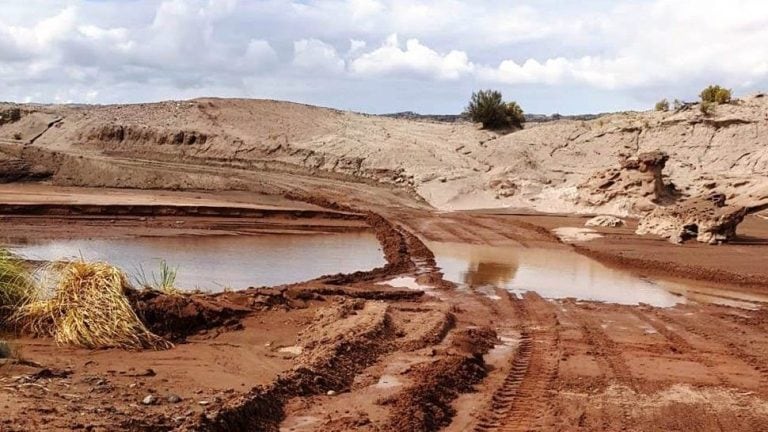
[14,260,171,350]
[0,249,37,319]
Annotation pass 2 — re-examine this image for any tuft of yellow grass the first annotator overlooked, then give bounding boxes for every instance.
[0,248,37,321]
[14,260,171,350]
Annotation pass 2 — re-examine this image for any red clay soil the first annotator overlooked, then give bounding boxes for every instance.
[2,193,768,431]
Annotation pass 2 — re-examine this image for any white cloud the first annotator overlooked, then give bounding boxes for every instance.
[350,34,473,80]
[293,39,345,74]
[1,0,768,113]
[479,0,768,91]
[348,39,367,56]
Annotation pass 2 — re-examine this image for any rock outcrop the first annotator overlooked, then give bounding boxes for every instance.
[84,124,210,146]
[636,193,747,244]
[577,151,676,213]
[585,215,625,228]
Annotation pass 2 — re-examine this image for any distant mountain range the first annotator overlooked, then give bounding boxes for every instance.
[380,111,604,123]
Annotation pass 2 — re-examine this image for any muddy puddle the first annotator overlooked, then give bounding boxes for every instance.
[6,233,385,291]
[427,241,768,309]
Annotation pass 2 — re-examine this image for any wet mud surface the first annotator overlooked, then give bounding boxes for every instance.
[2,190,768,431]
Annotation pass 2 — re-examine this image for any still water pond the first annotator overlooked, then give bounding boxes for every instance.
[8,233,385,291]
[426,241,768,309]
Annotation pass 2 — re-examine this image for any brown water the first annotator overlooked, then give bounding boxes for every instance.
[8,233,385,291]
[427,241,768,309]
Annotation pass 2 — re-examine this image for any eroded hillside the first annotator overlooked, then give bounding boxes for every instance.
[0,96,766,216]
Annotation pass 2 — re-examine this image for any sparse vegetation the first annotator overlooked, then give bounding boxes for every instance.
[14,260,171,350]
[465,90,525,130]
[700,85,732,104]
[134,260,180,295]
[673,99,684,110]
[654,99,670,112]
[12,132,22,140]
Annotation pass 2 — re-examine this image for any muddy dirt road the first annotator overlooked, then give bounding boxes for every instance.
[1,186,767,432]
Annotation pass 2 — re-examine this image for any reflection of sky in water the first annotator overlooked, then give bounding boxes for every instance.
[8,233,384,292]
[428,241,684,308]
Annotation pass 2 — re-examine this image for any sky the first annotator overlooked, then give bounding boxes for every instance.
[1,0,768,114]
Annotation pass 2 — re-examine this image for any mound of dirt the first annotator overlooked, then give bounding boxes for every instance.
[128,290,253,341]
[636,193,747,244]
[385,327,496,431]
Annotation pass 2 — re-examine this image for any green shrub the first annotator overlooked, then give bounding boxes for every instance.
[654,99,669,111]
[465,90,525,130]
[700,85,732,104]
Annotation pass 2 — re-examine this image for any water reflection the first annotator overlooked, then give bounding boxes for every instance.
[464,261,518,288]
[427,241,684,308]
[7,233,385,291]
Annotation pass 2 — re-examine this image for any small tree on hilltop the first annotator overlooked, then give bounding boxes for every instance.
[654,99,670,112]
[700,85,732,104]
[465,90,525,130]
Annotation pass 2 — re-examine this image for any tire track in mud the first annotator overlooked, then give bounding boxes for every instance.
[473,293,559,432]
[564,304,636,431]
[570,306,635,389]
[650,310,768,394]
[629,309,729,387]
